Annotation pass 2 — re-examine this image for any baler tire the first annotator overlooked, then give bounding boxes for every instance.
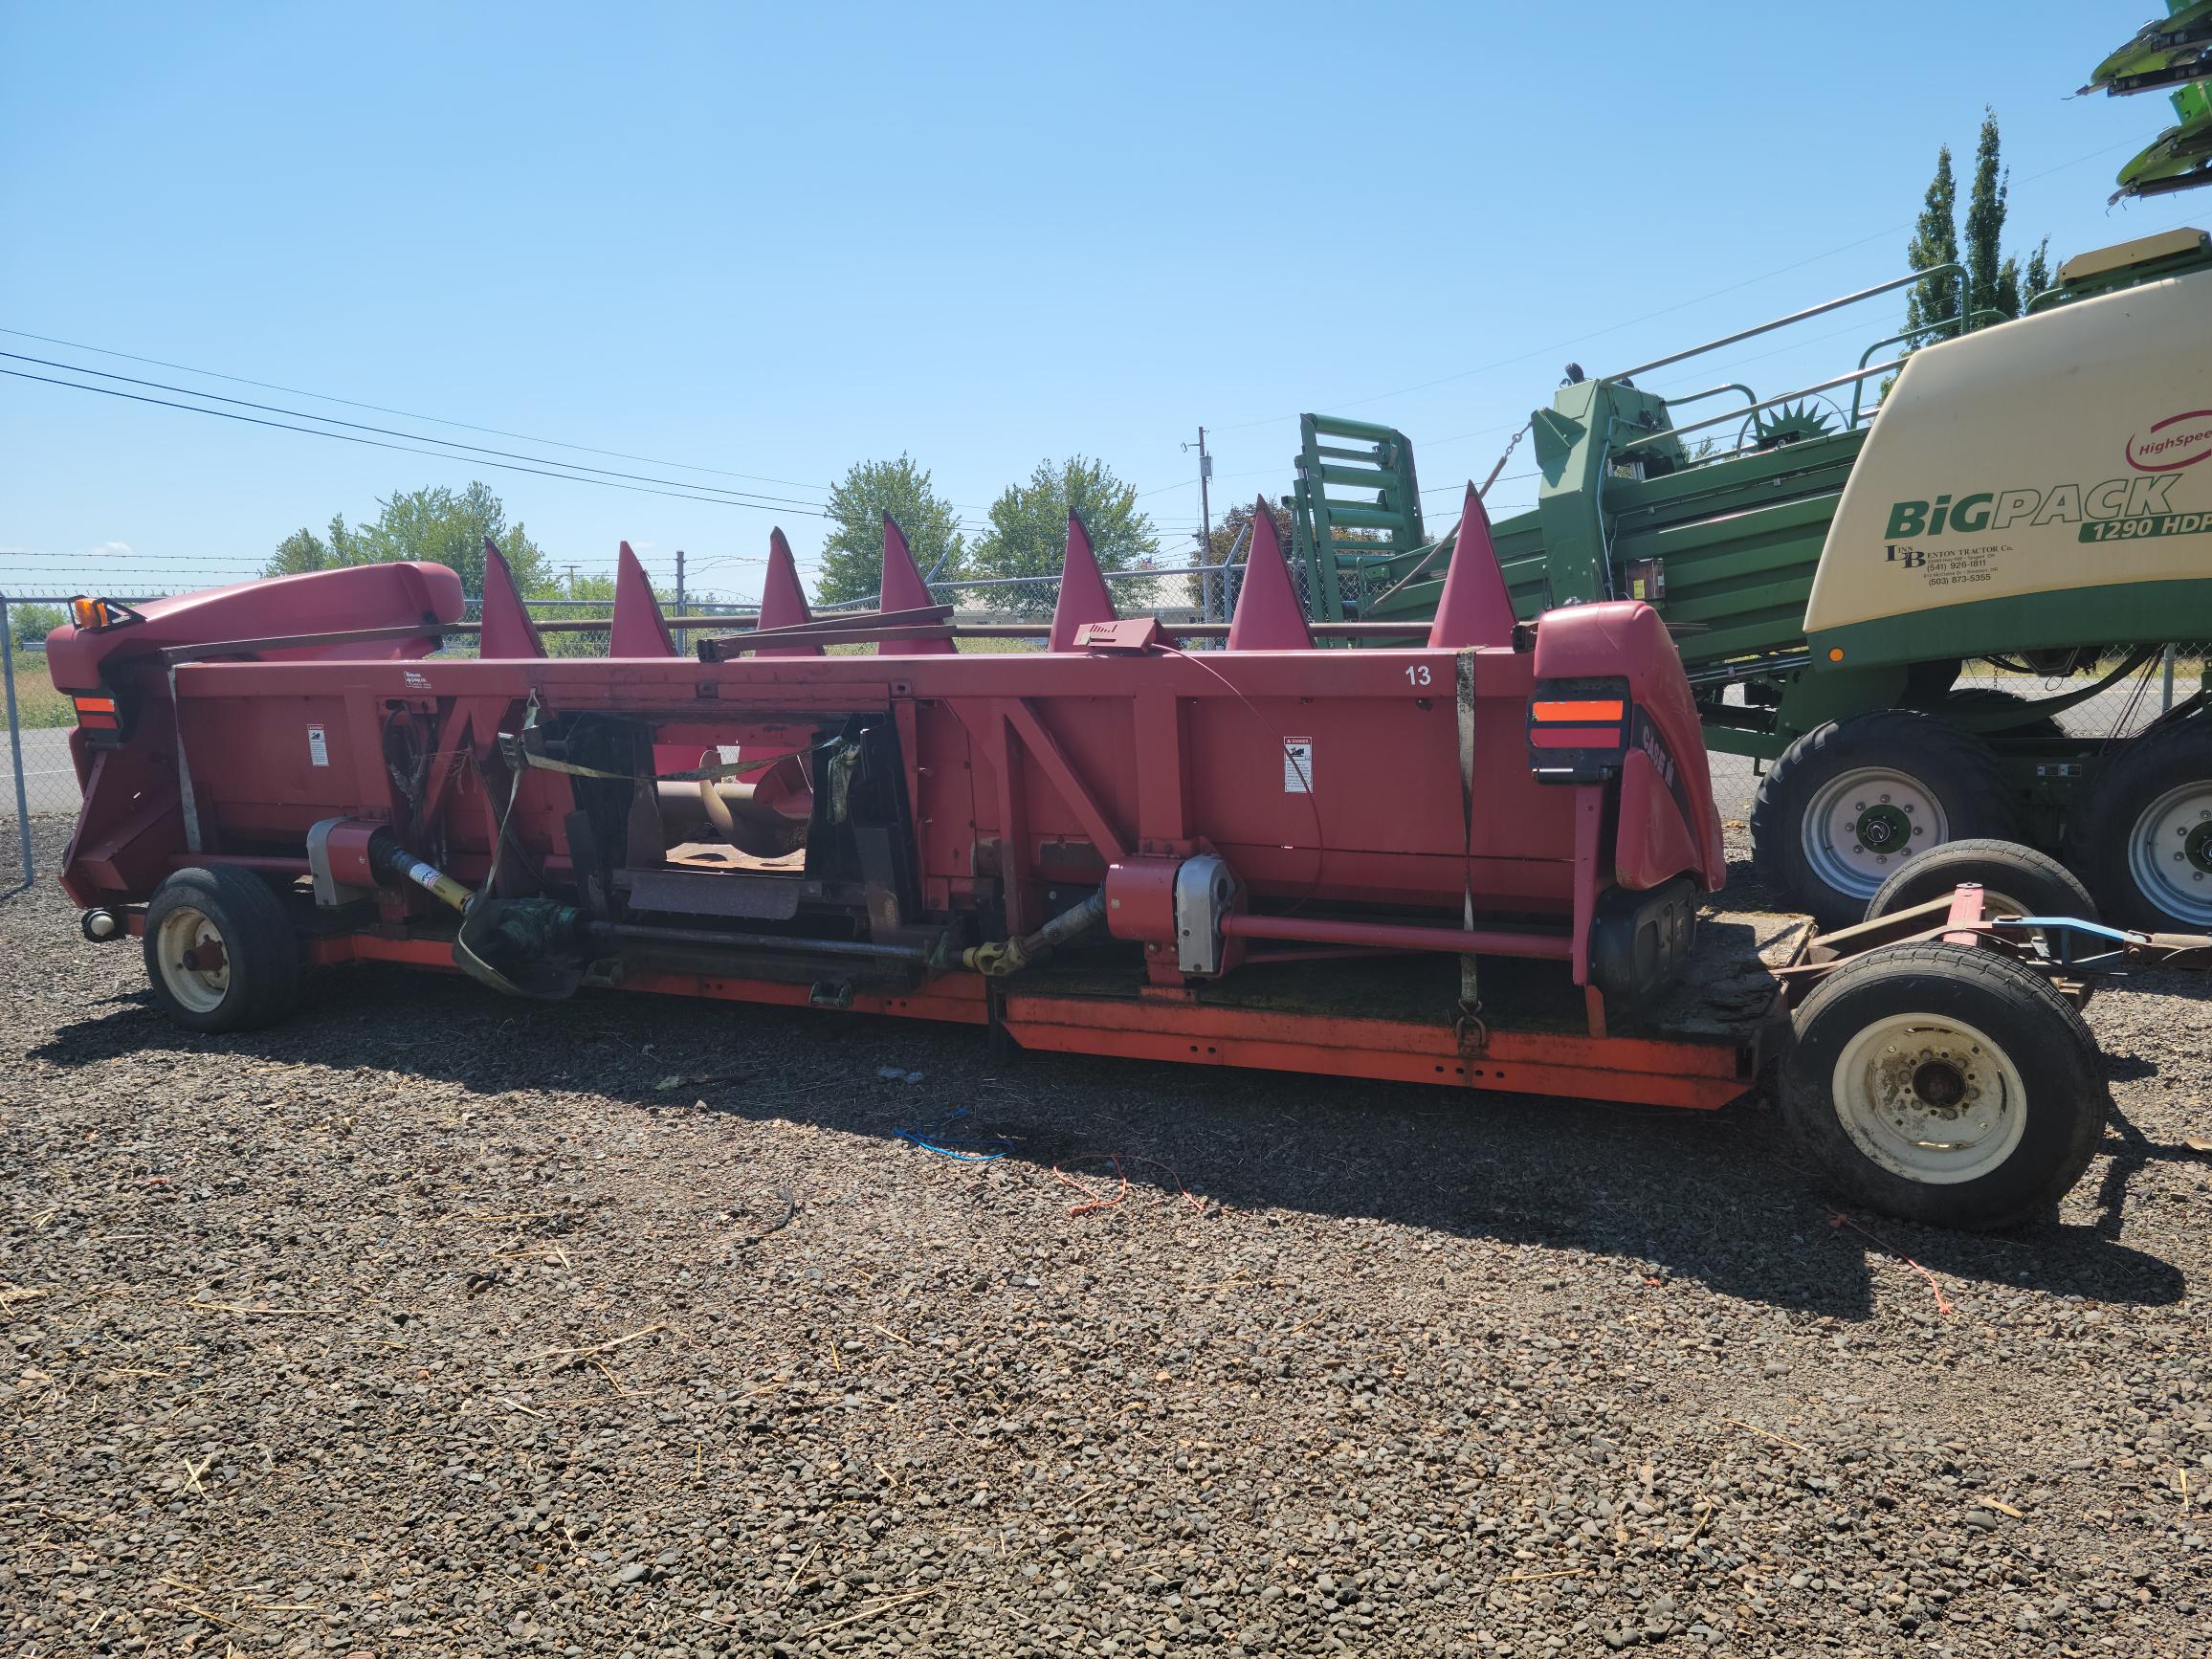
[1916,688,2068,743]
[143,867,302,1033]
[1752,711,2019,932]
[1779,941,2107,1231]
[1864,838,2098,927]
[2068,714,2212,933]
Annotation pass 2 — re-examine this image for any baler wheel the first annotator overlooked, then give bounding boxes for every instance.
[1913,688,2068,743]
[143,867,303,1033]
[1780,941,2108,1231]
[2070,715,2212,933]
[1753,711,2018,930]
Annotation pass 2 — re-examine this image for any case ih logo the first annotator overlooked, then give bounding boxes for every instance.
[2127,409,2212,473]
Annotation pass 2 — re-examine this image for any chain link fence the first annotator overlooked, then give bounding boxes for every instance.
[5,586,2201,890]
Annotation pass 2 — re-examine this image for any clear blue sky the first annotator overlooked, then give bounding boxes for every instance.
[2,1,2201,604]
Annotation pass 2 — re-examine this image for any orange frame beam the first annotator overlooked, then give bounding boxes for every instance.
[304,931,1754,1111]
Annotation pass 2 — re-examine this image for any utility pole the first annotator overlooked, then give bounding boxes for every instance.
[1183,426,1215,619]
[675,549,687,654]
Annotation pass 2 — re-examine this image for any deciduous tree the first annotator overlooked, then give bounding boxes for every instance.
[969,456,1159,617]
[261,482,547,593]
[815,455,964,606]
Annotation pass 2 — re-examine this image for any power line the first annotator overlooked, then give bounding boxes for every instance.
[0,366,832,518]
[0,351,828,513]
[0,325,833,493]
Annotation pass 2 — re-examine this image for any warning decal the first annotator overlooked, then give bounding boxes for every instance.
[1282,737,1314,793]
[307,725,330,767]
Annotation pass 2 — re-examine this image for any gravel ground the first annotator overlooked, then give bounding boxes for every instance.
[2,819,2209,1659]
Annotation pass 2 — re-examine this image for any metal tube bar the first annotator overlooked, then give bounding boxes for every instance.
[1665,383,1759,412]
[1219,913,1573,959]
[1616,361,1906,452]
[1605,264,1962,382]
[591,922,926,962]
[913,562,1246,591]
[1847,308,2006,422]
[800,560,1253,614]
[1,597,32,888]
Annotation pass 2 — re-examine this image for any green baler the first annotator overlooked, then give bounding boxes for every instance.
[1294,228,2212,932]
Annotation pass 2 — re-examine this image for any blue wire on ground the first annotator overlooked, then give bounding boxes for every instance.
[891,1106,1015,1161]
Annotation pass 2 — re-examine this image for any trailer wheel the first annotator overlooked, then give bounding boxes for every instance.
[2070,715,2212,933]
[1752,710,2018,930]
[1780,942,2107,1230]
[143,867,302,1033]
[1864,838,2098,927]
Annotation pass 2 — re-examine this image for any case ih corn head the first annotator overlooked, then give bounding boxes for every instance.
[1294,228,2212,936]
[45,503,2209,1230]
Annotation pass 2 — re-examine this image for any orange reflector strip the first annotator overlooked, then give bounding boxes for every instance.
[77,712,120,731]
[73,696,117,715]
[1532,698,1625,722]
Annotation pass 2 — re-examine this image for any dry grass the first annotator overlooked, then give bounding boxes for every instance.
[6,675,72,729]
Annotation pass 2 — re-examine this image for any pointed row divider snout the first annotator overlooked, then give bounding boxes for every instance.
[877,513,956,655]
[1049,510,1117,651]
[755,528,825,658]
[608,541,676,657]
[1225,498,1315,651]
[1427,482,1516,651]
[477,539,547,659]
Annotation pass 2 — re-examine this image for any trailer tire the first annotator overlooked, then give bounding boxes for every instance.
[2069,715,2212,933]
[143,867,302,1033]
[1780,942,2106,1230]
[1864,838,2098,927]
[1753,711,2019,931]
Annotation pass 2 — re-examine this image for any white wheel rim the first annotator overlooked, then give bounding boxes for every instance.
[2127,780,2212,928]
[1830,1011,2027,1185]
[155,906,232,1014]
[1801,766,1948,901]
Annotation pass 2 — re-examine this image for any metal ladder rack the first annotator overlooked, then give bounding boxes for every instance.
[1290,414,1427,622]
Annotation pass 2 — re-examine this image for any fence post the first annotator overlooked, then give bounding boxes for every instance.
[2,595,33,889]
[2161,643,2178,714]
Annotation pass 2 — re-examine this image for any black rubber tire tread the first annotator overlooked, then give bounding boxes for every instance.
[1864,837,2098,926]
[1752,710,2021,931]
[1780,941,2108,1231]
[1919,687,2068,743]
[2068,713,2212,933]
[142,866,303,1033]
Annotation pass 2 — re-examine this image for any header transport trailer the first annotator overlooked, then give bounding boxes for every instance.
[44,504,2209,1230]
[1292,228,2212,936]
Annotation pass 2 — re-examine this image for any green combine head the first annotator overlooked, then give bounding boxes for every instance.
[2089,1,2212,202]
[2084,0,2212,96]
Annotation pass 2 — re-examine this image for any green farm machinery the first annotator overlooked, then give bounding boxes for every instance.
[2087,0,2212,202]
[1292,226,2212,932]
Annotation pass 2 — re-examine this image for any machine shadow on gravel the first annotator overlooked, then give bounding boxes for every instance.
[34,961,2187,1319]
